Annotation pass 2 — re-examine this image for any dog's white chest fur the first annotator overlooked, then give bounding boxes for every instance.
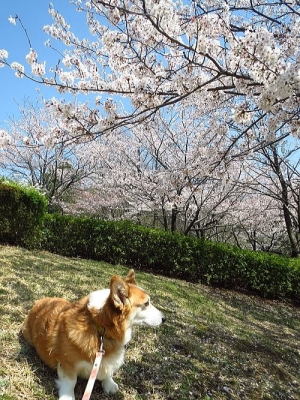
[76,346,125,381]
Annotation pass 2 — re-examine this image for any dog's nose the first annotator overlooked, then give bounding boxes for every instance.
[162,315,166,323]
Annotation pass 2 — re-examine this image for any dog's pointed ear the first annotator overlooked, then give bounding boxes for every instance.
[110,275,129,310]
[125,269,136,285]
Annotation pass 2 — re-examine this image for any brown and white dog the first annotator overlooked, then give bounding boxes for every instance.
[22,269,164,400]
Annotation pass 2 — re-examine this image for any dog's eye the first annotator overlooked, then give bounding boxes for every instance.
[144,299,150,307]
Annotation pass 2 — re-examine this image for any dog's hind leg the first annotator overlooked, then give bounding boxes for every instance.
[56,364,77,400]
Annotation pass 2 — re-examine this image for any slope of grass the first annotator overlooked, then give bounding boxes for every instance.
[0,245,299,400]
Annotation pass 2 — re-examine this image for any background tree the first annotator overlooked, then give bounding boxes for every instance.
[226,191,286,252]
[243,137,300,256]
[0,104,96,208]
[63,105,243,235]
[0,1,300,256]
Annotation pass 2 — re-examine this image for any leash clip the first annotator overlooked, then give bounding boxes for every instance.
[99,335,105,354]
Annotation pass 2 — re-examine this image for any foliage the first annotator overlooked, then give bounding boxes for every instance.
[42,213,300,301]
[0,179,47,248]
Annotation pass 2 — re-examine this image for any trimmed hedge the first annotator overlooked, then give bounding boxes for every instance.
[0,180,47,248]
[2,180,298,301]
[42,214,300,302]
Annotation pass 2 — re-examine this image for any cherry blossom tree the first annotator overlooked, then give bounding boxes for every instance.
[0,1,299,253]
[0,103,97,207]
[0,0,299,153]
[242,138,300,256]
[63,105,244,234]
[225,191,286,252]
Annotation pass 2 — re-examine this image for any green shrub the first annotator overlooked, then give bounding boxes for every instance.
[0,180,47,248]
[42,213,300,302]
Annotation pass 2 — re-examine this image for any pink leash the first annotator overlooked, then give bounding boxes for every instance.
[82,336,105,400]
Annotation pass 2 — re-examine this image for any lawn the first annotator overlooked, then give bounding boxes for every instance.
[0,245,299,400]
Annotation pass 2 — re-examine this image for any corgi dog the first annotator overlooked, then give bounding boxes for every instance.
[22,269,164,400]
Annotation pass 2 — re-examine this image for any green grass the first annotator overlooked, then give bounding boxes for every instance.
[0,245,299,400]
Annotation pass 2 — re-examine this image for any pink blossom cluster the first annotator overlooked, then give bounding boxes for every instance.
[1,0,299,144]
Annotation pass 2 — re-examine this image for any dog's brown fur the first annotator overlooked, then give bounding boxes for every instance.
[22,270,148,378]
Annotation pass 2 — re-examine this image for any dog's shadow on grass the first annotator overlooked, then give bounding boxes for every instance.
[17,332,125,400]
[17,332,57,399]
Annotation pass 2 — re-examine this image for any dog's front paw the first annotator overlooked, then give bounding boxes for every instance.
[102,377,119,394]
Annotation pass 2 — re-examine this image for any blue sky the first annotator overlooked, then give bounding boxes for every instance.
[0,1,87,128]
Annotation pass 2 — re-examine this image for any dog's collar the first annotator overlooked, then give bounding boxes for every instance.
[98,327,106,338]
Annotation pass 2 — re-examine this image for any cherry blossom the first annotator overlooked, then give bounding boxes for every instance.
[1,0,299,147]
[0,104,97,205]
[1,1,300,255]
[8,16,17,25]
[241,137,300,256]
[226,191,285,252]
[0,129,11,146]
[62,105,243,234]
[0,50,9,61]
[10,61,24,78]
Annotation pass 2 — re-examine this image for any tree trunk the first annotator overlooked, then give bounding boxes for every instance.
[170,205,178,232]
[252,230,257,251]
[162,206,168,231]
[272,148,300,257]
[282,202,299,257]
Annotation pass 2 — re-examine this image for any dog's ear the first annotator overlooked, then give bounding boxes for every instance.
[125,269,136,285]
[110,275,129,310]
